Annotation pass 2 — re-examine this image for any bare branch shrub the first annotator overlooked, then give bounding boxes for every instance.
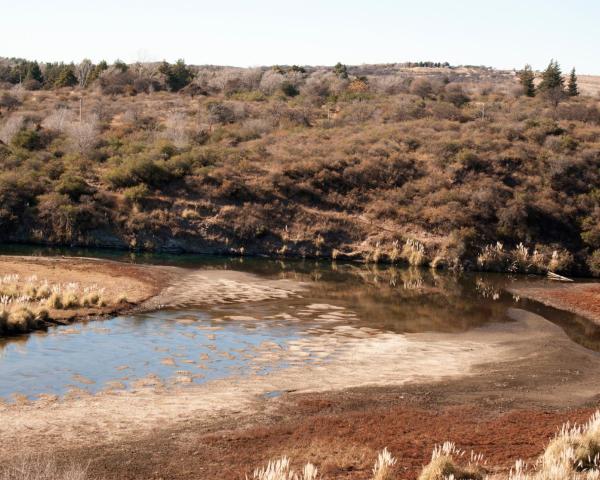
[163,111,189,148]
[66,114,99,153]
[42,108,73,133]
[0,115,24,144]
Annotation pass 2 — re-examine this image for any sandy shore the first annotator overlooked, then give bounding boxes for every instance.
[509,281,600,325]
[0,255,174,329]
[0,260,599,479]
[0,306,599,478]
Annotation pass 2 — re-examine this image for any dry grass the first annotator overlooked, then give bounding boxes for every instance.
[0,411,598,479]
[0,273,111,334]
[0,457,88,480]
[247,411,600,480]
[250,449,397,480]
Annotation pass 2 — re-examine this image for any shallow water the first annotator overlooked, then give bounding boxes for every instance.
[1,250,599,401]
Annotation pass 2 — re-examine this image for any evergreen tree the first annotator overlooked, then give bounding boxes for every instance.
[159,59,193,92]
[334,62,348,79]
[518,64,536,97]
[113,59,129,72]
[25,61,43,83]
[88,60,108,84]
[54,65,78,88]
[538,59,565,107]
[538,59,564,92]
[43,62,62,88]
[568,68,579,96]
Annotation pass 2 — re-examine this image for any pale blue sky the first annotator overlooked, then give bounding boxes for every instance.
[2,0,598,73]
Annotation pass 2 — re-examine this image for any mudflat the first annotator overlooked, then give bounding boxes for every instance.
[0,259,599,479]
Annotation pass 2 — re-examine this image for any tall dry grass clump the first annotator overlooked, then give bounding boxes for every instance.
[250,449,397,480]
[0,274,109,334]
[477,243,573,275]
[418,442,484,480]
[372,448,397,480]
[533,411,600,479]
[402,239,427,266]
[0,457,88,480]
[249,456,318,480]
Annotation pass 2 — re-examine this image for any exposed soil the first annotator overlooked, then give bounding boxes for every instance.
[510,281,600,325]
[0,260,599,479]
[0,255,175,329]
[39,383,600,480]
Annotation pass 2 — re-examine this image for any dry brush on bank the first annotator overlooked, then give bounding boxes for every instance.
[2,60,600,275]
[0,273,117,334]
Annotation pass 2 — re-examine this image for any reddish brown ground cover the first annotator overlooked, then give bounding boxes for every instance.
[56,387,598,480]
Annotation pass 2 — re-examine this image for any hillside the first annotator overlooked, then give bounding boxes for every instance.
[1,60,600,275]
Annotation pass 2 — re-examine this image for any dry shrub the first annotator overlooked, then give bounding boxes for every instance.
[67,114,99,153]
[163,112,189,148]
[0,114,24,143]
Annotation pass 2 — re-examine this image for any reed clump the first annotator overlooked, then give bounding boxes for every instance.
[0,274,109,334]
[249,411,600,480]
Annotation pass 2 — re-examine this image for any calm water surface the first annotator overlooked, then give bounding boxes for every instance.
[1,247,599,400]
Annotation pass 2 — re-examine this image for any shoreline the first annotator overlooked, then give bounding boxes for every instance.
[0,306,599,478]
[0,255,599,478]
[2,240,597,279]
[509,281,600,326]
[0,255,176,334]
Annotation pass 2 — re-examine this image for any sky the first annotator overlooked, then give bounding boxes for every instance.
[2,0,599,74]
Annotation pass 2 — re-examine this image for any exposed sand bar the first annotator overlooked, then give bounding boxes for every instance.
[0,255,175,326]
[2,305,599,455]
[509,281,600,325]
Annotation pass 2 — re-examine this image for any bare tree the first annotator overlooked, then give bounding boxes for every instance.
[42,108,73,132]
[259,70,286,95]
[163,112,189,148]
[67,114,99,153]
[76,59,94,88]
[0,115,24,144]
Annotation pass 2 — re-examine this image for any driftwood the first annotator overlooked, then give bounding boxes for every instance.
[547,271,574,282]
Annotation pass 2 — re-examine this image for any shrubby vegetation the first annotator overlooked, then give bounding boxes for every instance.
[0,57,599,275]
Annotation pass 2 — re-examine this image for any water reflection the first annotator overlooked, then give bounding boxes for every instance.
[0,251,599,400]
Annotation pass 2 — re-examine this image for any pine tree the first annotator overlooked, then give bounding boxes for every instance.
[568,68,579,96]
[518,64,536,97]
[159,59,193,92]
[538,59,565,107]
[26,62,43,83]
[88,60,108,84]
[334,62,348,79]
[538,59,564,92]
[54,65,78,88]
